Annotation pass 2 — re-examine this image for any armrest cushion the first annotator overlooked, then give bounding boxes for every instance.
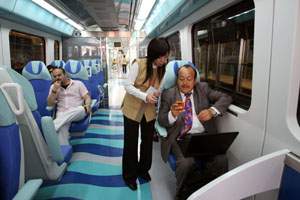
[46,106,54,111]
[155,120,167,137]
[188,149,289,200]
[41,116,64,162]
[91,99,97,108]
[13,179,43,200]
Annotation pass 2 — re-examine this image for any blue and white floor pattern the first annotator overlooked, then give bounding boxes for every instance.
[35,108,152,200]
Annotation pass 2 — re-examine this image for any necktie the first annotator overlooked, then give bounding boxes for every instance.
[178,93,192,140]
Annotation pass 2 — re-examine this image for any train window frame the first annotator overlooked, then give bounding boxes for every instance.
[166,31,182,61]
[9,30,46,73]
[54,40,60,60]
[192,0,255,110]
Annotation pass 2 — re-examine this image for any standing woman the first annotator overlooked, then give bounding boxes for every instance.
[122,38,170,190]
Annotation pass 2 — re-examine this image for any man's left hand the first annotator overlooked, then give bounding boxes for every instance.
[84,105,91,114]
[197,109,213,122]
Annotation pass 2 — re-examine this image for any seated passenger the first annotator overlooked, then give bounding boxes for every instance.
[157,64,232,199]
[47,68,91,145]
[47,64,56,74]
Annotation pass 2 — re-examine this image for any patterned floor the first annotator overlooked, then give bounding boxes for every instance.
[35,109,152,200]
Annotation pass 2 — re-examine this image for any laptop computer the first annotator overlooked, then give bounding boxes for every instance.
[181,132,239,157]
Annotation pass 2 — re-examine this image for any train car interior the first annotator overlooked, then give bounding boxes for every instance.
[0,0,300,199]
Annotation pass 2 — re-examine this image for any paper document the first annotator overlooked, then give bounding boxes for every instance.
[146,86,159,94]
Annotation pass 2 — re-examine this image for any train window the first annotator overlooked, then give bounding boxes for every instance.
[166,32,181,61]
[54,40,60,60]
[192,0,254,109]
[9,30,45,73]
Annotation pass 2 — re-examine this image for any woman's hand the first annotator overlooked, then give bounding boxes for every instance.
[146,93,158,104]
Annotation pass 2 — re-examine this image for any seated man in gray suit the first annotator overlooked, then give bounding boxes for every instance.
[157,64,232,199]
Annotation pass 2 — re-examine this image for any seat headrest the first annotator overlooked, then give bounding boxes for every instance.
[81,60,91,67]
[91,65,98,75]
[64,60,89,80]
[50,60,65,68]
[160,60,200,91]
[22,61,51,81]
[5,67,38,111]
[0,69,16,126]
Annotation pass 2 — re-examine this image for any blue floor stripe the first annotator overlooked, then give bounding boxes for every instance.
[90,120,123,126]
[72,144,123,157]
[70,138,123,149]
[70,133,123,140]
[43,173,126,187]
[36,183,152,200]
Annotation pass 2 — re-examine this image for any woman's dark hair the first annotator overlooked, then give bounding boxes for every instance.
[144,37,170,83]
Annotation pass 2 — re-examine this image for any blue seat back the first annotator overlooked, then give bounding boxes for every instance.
[0,81,22,200]
[50,60,65,68]
[81,59,91,67]
[22,61,52,117]
[91,58,102,72]
[278,153,300,200]
[64,60,92,97]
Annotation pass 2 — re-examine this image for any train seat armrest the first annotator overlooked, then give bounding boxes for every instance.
[155,120,167,137]
[91,99,97,108]
[41,116,64,163]
[228,104,247,117]
[13,179,43,200]
[46,106,54,111]
[188,149,290,200]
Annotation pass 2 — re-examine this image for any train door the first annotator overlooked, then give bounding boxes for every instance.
[262,0,300,156]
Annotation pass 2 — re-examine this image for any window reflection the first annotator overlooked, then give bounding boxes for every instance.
[192,0,254,109]
[54,40,60,60]
[166,32,181,61]
[9,30,45,73]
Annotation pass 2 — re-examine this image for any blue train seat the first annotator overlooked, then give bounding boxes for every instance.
[0,81,42,200]
[64,60,92,132]
[13,66,72,164]
[81,59,92,77]
[91,59,105,85]
[187,149,300,200]
[90,65,103,106]
[91,58,102,71]
[22,61,52,117]
[155,60,200,171]
[0,66,68,180]
[50,60,65,68]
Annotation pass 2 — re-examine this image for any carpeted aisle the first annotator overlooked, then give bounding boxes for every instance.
[35,109,152,200]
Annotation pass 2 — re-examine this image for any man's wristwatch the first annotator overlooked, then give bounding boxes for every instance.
[209,108,218,117]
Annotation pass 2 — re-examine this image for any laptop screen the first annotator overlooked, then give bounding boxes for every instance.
[184,132,239,157]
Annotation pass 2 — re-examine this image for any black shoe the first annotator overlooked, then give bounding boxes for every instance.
[139,172,151,182]
[125,180,137,191]
[153,132,159,142]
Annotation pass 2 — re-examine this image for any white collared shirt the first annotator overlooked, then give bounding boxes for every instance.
[49,79,88,114]
[124,62,157,102]
[168,91,220,134]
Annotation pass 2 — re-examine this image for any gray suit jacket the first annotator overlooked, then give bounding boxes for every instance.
[158,82,232,162]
